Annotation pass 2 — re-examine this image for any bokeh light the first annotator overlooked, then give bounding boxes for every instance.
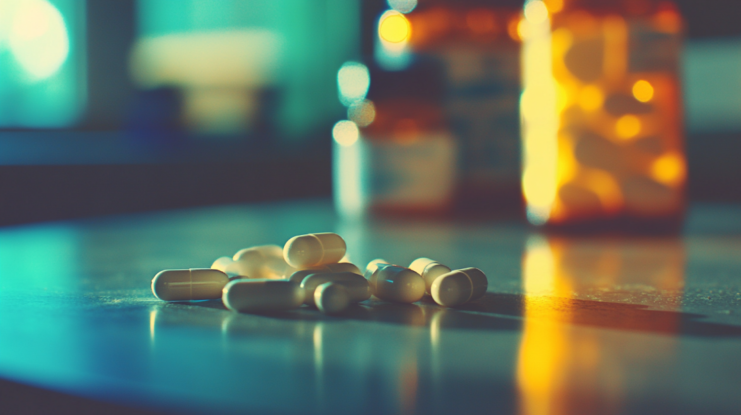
[508,15,523,42]
[521,0,557,226]
[632,80,654,103]
[387,0,417,14]
[524,0,548,24]
[615,115,641,139]
[337,61,370,107]
[650,153,686,186]
[9,0,70,80]
[332,120,360,147]
[379,11,411,43]
[543,0,564,14]
[579,85,603,111]
[348,100,376,127]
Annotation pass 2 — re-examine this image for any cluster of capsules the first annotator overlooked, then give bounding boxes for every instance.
[151,233,488,314]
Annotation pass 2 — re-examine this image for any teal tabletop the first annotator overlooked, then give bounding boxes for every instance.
[1,200,740,414]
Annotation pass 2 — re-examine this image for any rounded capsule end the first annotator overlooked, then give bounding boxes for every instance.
[283,235,323,268]
[396,269,426,303]
[431,270,472,307]
[315,282,350,314]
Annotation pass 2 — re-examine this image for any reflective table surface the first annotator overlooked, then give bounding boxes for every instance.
[1,200,740,414]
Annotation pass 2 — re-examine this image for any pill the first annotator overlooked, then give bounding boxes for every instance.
[301,272,371,305]
[409,257,452,295]
[430,267,488,307]
[315,282,350,314]
[367,264,425,303]
[211,256,242,276]
[233,245,294,279]
[283,233,347,269]
[222,279,304,313]
[326,262,362,275]
[288,262,362,284]
[364,258,389,279]
[288,268,323,284]
[151,269,229,301]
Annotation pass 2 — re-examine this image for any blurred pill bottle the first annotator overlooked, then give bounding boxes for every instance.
[405,1,525,213]
[519,0,686,231]
[333,60,457,219]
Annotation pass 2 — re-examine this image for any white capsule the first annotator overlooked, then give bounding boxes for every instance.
[368,264,425,303]
[152,268,229,301]
[222,279,304,313]
[211,256,242,276]
[326,262,362,275]
[364,258,389,279]
[300,272,371,305]
[283,233,347,269]
[315,282,351,314]
[409,257,452,295]
[430,267,488,307]
[233,244,293,279]
[287,262,362,284]
[409,257,435,273]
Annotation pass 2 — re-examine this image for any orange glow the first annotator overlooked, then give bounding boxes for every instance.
[466,10,497,35]
[517,18,530,40]
[379,13,412,43]
[579,85,603,111]
[543,0,564,14]
[518,236,685,415]
[521,3,684,225]
[632,80,654,102]
[603,16,628,81]
[508,15,523,42]
[518,237,572,415]
[650,153,686,186]
[393,118,419,140]
[615,115,641,139]
[654,9,682,33]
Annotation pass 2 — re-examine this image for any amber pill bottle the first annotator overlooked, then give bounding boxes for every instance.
[520,0,686,232]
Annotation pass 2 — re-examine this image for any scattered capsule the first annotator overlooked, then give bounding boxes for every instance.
[301,272,370,305]
[367,264,425,304]
[211,256,241,276]
[364,258,389,279]
[409,257,452,295]
[430,267,488,307]
[409,257,435,273]
[288,268,323,284]
[233,245,293,279]
[151,269,229,301]
[288,262,362,284]
[222,279,304,313]
[315,282,350,314]
[283,233,346,269]
[327,262,362,275]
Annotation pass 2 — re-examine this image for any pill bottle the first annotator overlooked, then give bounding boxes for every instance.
[405,0,525,214]
[519,0,685,231]
[333,59,457,218]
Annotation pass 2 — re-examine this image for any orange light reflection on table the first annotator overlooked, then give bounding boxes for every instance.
[517,235,685,415]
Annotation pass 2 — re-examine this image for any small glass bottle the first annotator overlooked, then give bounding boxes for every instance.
[520,0,686,230]
[333,60,456,218]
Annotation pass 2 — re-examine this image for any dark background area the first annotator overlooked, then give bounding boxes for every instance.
[1,0,741,226]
